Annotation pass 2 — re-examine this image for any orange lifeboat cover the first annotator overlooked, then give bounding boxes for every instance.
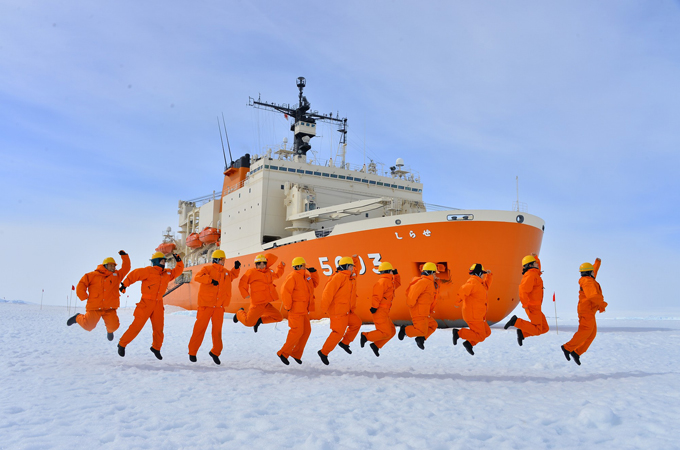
[186,233,203,249]
[156,242,176,254]
[199,227,221,244]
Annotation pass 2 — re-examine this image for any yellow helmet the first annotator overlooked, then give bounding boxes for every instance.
[522,255,537,266]
[151,251,165,260]
[254,254,268,263]
[102,257,116,265]
[338,256,354,266]
[469,263,486,274]
[422,262,437,272]
[292,257,306,266]
[212,249,226,259]
[378,262,394,272]
[579,262,594,272]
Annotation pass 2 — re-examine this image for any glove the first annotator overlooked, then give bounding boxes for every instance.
[211,280,219,286]
[392,269,398,275]
[173,253,181,262]
[234,260,241,269]
[370,307,377,314]
[119,283,126,294]
[308,267,317,273]
[119,250,127,256]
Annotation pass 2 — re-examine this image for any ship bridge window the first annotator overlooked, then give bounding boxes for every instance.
[339,175,346,179]
[279,167,288,171]
[390,184,398,188]
[369,180,376,185]
[269,165,277,170]
[288,168,296,172]
[297,169,304,174]
[377,182,384,186]
[322,173,330,177]
[346,176,354,181]
[314,171,321,176]
[305,170,313,175]
[398,185,405,190]
[330,174,338,178]
[361,179,368,183]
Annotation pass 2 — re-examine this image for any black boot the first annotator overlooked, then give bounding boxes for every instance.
[278,354,290,365]
[107,332,114,341]
[370,343,380,357]
[318,350,329,365]
[561,345,571,361]
[209,352,221,365]
[233,308,243,324]
[415,336,425,350]
[189,355,197,362]
[254,318,263,333]
[292,357,303,365]
[517,329,524,346]
[570,351,581,366]
[398,325,406,341]
[452,328,460,346]
[504,315,518,329]
[360,333,367,348]
[338,342,352,354]
[150,347,163,360]
[463,341,475,355]
[66,313,80,326]
[117,344,125,357]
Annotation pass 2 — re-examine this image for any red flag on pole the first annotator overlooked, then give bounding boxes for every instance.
[553,292,555,302]
[284,113,289,120]
[72,285,75,290]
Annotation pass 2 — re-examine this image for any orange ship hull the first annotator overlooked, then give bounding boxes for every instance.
[164,215,543,326]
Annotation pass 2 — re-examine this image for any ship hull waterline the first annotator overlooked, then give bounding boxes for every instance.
[164,215,543,327]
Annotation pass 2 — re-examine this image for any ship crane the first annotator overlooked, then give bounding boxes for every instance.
[249,77,347,163]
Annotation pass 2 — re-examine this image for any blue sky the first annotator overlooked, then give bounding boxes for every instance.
[1,1,679,313]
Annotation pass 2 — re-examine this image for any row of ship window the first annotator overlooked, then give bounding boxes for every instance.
[246,164,422,192]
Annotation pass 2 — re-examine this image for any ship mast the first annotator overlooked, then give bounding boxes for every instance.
[249,77,347,162]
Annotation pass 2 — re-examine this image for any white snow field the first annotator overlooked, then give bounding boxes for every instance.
[2,303,680,450]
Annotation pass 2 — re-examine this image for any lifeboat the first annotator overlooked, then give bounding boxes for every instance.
[198,227,221,244]
[186,233,203,249]
[155,242,176,254]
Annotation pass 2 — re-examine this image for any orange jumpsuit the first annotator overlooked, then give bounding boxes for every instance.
[563,260,607,355]
[188,263,240,357]
[236,253,285,327]
[118,260,184,350]
[456,273,493,346]
[75,254,131,332]
[320,256,361,355]
[364,273,401,348]
[514,256,549,338]
[278,268,319,360]
[404,275,438,340]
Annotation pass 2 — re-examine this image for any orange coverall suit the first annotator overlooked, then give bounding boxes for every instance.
[75,254,131,332]
[188,263,240,357]
[364,273,402,348]
[563,260,607,356]
[278,269,319,360]
[236,253,285,327]
[456,273,493,346]
[118,260,184,350]
[514,256,549,338]
[404,275,438,340]
[320,256,361,355]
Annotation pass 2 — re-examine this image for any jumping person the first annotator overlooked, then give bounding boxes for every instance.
[234,253,285,332]
[504,253,549,345]
[452,264,493,355]
[561,258,606,365]
[187,250,240,365]
[318,255,361,365]
[361,262,401,357]
[117,251,184,360]
[68,250,131,341]
[277,257,319,365]
[398,262,438,350]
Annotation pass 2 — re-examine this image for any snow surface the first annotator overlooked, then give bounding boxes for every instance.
[1,303,680,449]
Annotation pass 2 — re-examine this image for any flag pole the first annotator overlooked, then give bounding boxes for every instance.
[41,289,44,310]
[553,292,558,334]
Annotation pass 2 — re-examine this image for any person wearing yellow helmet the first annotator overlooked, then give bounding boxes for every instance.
[503,253,549,346]
[561,258,606,365]
[67,250,131,342]
[277,256,319,365]
[317,255,361,365]
[360,261,401,357]
[187,250,241,364]
[398,262,439,350]
[234,253,285,332]
[116,251,184,360]
[451,263,493,355]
